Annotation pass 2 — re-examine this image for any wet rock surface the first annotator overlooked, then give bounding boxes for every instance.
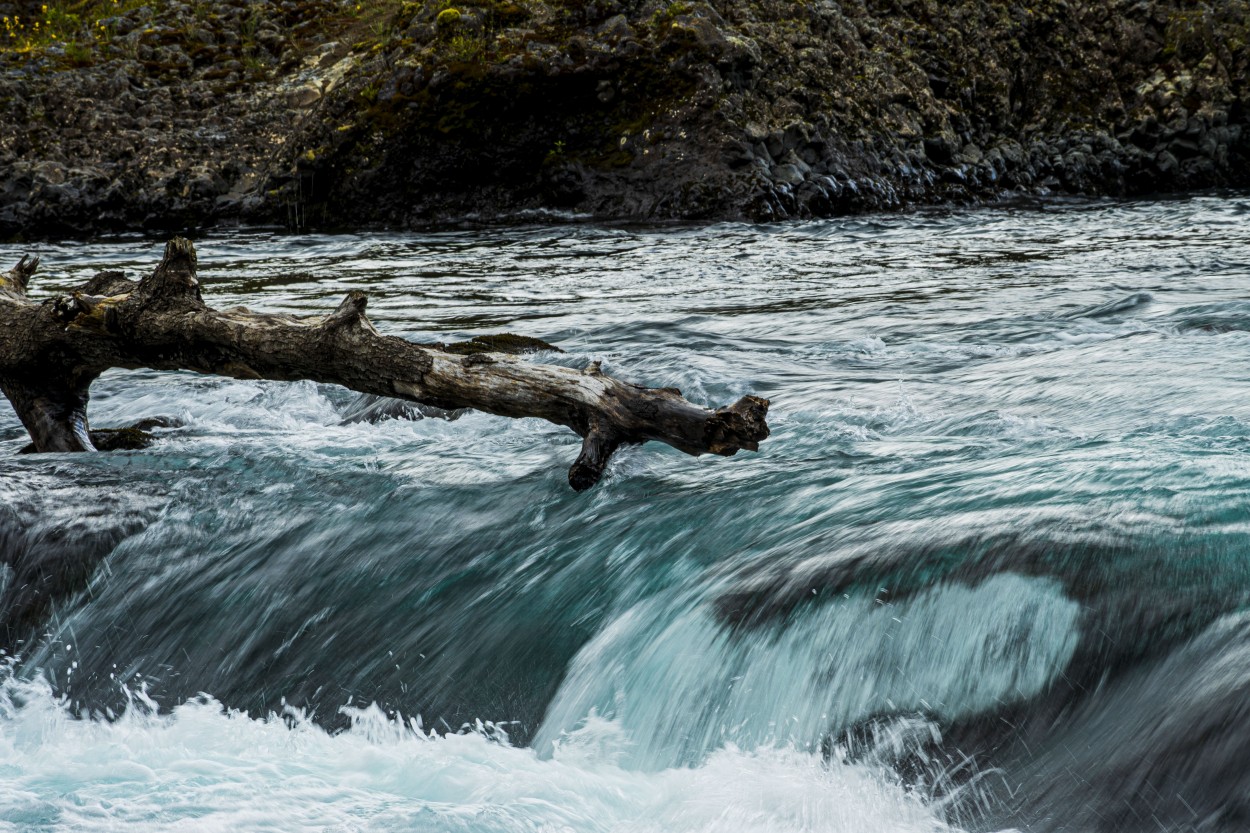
[0,0,1246,236]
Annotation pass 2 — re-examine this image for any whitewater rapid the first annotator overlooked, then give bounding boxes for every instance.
[4,195,1250,831]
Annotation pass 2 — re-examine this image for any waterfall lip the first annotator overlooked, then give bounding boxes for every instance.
[709,524,1249,731]
[709,524,1132,630]
[535,573,1083,771]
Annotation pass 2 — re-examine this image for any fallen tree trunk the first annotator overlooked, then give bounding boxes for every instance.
[0,238,769,490]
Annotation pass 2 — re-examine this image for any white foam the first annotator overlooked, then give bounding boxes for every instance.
[0,674,965,833]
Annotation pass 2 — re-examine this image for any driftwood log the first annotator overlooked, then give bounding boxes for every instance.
[0,238,769,490]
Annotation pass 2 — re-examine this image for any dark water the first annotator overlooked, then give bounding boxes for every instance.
[2,195,1250,832]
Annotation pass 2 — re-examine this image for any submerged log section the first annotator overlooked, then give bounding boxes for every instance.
[0,239,769,490]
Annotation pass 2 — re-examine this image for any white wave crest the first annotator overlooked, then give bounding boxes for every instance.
[0,672,967,833]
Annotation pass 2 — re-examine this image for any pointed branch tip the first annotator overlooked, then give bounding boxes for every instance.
[3,254,39,295]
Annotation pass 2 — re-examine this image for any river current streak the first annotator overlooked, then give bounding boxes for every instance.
[2,195,1250,832]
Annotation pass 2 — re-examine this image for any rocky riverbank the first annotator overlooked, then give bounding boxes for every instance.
[1,0,1246,236]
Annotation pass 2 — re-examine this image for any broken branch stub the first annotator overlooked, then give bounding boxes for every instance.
[0,239,770,490]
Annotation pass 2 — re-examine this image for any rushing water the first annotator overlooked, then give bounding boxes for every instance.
[2,195,1250,832]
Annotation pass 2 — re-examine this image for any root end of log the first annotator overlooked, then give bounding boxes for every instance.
[706,395,771,455]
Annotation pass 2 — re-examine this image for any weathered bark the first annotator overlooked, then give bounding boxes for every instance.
[0,238,769,490]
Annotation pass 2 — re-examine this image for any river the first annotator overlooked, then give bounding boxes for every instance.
[2,194,1250,832]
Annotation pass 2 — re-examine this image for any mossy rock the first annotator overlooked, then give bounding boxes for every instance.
[442,333,564,354]
[18,424,161,454]
[488,1,530,26]
[89,426,159,451]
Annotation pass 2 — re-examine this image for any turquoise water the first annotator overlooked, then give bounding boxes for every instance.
[2,195,1250,831]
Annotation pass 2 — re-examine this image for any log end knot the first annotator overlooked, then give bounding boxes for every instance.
[705,395,771,455]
